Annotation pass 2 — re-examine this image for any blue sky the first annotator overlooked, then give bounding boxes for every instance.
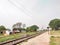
[0,0,60,29]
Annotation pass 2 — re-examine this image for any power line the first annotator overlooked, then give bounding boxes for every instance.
[8,0,32,17]
[15,0,32,15]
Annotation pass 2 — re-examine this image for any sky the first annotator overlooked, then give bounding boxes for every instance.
[0,0,60,29]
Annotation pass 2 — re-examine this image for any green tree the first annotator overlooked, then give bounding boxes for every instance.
[26,25,39,32]
[0,25,6,31]
[26,27,31,32]
[49,19,60,30]
[0,25,6,34]
[13,22,26,32]
[13,22,22,32]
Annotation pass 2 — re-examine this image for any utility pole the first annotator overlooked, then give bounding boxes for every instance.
[47,27,50,34]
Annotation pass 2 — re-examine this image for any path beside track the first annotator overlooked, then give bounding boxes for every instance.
[21,32,50,45]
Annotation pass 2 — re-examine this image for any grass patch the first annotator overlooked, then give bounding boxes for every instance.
[0,32,37,42]
[50,36,60,45]
[50,30,60,45]
[50,30,60,35]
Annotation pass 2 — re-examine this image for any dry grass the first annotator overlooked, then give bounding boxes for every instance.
[50,30,60,45]
[50,30,60,35]
[50,36,60,45]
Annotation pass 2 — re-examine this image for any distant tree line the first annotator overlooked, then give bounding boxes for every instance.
[0,23,39,34]
[1,18,60,33]
[12,22,39,32]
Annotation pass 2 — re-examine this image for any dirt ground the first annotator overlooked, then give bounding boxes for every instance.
[20,32,50,45]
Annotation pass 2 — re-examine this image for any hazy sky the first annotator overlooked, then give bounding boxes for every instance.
[0,0,60,29]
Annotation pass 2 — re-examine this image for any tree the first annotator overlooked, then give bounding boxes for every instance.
[26,27,31,32]
[0,25,6,34]
[12,22,22,32]
[0,25,6,31]
[12,22,26,32]
[26,25,39,32]
[49,19,60,30]
[13,22,22,28]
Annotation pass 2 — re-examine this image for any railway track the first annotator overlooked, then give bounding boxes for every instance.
[0,31,46,45]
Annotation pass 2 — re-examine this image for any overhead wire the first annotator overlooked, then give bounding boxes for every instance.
[8,0,32,17]
[14,0,32,16]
